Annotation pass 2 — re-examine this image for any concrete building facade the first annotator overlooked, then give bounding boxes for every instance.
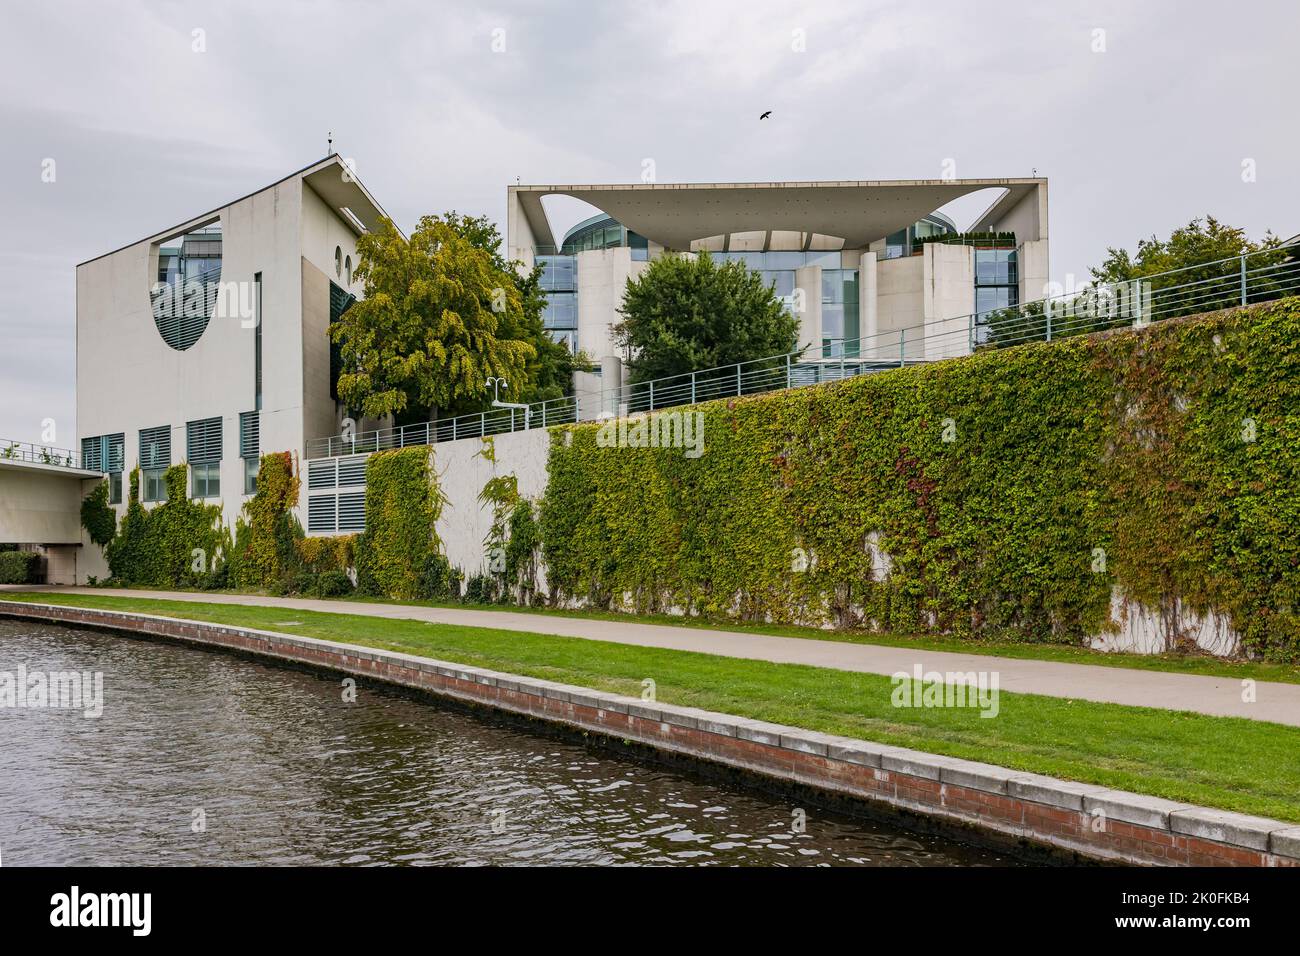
[507,178,1049,372]
[71,155,390,579]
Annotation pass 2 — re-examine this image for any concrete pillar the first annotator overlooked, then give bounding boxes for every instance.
[858,251,879,352]
[599,355,623,418]
[1017,239,1050,309]
[793,264,823,354]
[922,244,976,361]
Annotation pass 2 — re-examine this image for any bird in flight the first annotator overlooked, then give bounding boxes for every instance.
[759,111,772,120]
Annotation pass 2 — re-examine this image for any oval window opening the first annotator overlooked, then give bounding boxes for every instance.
[151,222,222,351]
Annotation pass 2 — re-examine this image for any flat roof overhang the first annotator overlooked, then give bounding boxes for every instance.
[510,178,1045,251]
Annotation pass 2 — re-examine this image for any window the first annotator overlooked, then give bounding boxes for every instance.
[345,255,352,286]
[192,462,220,498]
[105,433,124,504]
[240,411,260,494]
[151,225,222,351]
[335,246,343,278]
[186,417,223,498]
[139,425,171,502]
[329,282,356,400]
[254,272,262,411]
[82,433,124,502]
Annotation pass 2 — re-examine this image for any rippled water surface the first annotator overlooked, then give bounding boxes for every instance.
[0,620,1018,866]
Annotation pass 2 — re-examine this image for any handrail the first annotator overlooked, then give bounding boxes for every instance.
[0,439,88,471]
[305,241,1300,459]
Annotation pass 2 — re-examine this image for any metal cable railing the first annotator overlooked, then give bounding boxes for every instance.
[305,242,1300,459]
[0,439,86,470]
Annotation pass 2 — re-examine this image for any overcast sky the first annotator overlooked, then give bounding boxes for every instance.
[1,0,1295,445]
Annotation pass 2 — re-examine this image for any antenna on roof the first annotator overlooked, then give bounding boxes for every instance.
[328,131,334,154]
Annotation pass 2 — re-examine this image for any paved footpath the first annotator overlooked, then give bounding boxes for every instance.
[9,586,1300,727]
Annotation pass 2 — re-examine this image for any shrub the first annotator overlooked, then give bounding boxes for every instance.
[298,534,356,575]
[313,570,353,597]
[419,552,463,601]
[462,572,503,605]
[0,551,40,584]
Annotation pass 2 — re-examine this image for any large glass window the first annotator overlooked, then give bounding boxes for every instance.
[192,462,221,498]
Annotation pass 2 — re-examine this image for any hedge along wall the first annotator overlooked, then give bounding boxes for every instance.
[355,446,447,600]
[540,298,1300,660]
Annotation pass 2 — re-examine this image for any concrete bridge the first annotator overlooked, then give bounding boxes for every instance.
[0,444,102,584]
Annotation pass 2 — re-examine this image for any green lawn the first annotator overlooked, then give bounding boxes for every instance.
[41,583,1300,685]
[4,590,1300,822]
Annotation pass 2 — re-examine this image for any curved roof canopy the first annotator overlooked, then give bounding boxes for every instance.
[510,178,1046,252]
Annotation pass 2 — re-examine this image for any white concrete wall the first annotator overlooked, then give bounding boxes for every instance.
[0,464,90,544]
[76,177,305,536]
[874,255,924,362]
[1017,238,1050,307]
[432,428,552,577]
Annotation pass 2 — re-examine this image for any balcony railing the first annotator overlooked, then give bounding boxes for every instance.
[0,439,87,471]
[306,241,1300,460]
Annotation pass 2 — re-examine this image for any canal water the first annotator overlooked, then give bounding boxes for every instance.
[0,619,1018,866]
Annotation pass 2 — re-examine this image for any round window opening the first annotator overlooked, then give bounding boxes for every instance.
[335,246,343,277]
[345,255,352,285]
[151,223,222,351]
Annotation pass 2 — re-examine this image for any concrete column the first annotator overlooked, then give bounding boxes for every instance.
[1017,239,1050,310]
[793,264,823,354]
[858,252,879,352]
[922,244,975,361]
[599,355,623,418]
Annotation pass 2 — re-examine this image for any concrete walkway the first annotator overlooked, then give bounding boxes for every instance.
[9,585,1300,727]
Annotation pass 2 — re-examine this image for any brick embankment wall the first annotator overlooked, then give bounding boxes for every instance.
[4,602,1298,867]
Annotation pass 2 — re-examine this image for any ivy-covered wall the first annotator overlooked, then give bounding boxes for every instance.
[540,298,1300,660]
[106,465,227,587]
[355,446,447,600]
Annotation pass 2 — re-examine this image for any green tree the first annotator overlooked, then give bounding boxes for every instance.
[1091,216,1287,319]
[614,252,800,385]
[442,212,589,404]
[330,215,537,423]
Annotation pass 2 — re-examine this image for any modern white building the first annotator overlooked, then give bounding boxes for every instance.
[506,178,1049,370]
[14,165,1047,584]
[71,155,390,579]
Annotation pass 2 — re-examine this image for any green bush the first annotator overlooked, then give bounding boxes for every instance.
[354,447,447,600]
[540,297,1300,660]
[420,552,463,601]
[313,570,354,597]
[0,551,40,584]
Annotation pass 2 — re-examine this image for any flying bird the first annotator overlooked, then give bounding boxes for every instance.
[759,111,772,120]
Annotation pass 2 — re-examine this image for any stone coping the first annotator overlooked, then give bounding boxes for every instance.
[4,600,1297,866]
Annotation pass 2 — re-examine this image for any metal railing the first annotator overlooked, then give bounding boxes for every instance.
[305,241,1300,460]
[0,439,87,470]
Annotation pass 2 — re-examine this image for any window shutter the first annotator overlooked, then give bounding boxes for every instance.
[140,426,171,469]
[186,417,223,464]
[239,411,260,460]
[106,433,125,473]
[81,436,103,472]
